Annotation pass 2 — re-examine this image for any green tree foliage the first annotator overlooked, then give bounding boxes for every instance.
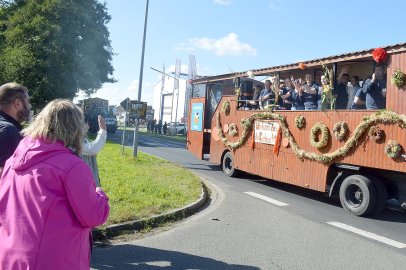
[0,0,114,109]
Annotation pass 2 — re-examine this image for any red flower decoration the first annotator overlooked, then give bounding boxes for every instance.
[372,48,387,63]
[299,62,307,70]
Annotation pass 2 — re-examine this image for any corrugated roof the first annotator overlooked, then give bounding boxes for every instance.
[192,42,406,83]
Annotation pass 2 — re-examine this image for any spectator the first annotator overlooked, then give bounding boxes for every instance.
[363,64,386,110]
[157,120,162,134]
[0,82,31,176]
[163,121,168,135]
[152,118,157,133]
[82,115,107,187]
[0,99,109,269]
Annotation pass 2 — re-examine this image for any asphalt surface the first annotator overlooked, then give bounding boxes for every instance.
[91,131,406,269]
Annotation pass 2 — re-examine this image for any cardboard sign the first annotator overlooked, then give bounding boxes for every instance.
[254,121,280,145]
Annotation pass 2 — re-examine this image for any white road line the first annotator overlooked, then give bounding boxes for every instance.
[244,192,289,206]
[327,221,406,249]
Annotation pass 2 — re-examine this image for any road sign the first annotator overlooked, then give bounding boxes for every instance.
[128,100,147,119]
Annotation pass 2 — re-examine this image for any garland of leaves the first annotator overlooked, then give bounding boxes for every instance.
[228,123,238,136]
[384,140,403,159]
[390,68,405,88]
[295,115,305,129]
[221,101,231,115]
[310,122,330,149]
[332,121,349,141]
[216,109,406,164]
[368,125,384,143]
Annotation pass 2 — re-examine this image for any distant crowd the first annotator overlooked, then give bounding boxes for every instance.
[147,119,168,135]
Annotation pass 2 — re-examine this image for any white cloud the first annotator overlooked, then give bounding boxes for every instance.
[177,33,257,56]
[268,0,282,10]
[214,0,231,5]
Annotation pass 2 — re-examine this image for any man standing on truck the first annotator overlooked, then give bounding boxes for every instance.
[363,64,386,110]
[259,80,276,109]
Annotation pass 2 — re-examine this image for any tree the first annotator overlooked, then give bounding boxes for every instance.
[0,0,115,109]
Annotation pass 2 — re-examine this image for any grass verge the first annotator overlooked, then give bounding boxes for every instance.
[96,140,201,228]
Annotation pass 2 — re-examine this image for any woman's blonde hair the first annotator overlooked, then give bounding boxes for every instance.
[21,99,85,154]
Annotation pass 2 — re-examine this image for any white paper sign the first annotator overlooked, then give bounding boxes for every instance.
[254,121,280,145]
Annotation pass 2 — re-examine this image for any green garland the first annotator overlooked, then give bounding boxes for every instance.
[390,68,405,88]
[295,115,305,129]
[221,101,231,115]
[228,123,238,136]
[310,122,330,149]
[384,140,403,159]
[368,125,384,143]
[332,121,349,141]
[216,109,406,164]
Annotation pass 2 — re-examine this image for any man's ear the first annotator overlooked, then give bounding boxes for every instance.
[13,97,21,109]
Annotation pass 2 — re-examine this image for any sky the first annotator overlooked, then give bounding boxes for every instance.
[75,0,406,107]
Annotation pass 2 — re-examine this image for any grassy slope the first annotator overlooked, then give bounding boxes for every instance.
[96,141,201,227]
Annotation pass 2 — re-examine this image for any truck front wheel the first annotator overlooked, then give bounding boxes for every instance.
[339,175,377,216]
[222,152,239,177]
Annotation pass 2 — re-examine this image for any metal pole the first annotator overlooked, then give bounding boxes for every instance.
[133,0,149,157]
[121,98,129,155]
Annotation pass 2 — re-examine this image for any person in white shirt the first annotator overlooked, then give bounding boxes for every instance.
[347,76,360,109]
[82,115,107,187]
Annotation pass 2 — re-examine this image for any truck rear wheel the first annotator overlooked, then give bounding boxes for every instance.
[339,175,377,216]
[222,152,239,177]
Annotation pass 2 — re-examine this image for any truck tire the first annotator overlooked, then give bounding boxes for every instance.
[339,175,377,216]
[222,152,239,177]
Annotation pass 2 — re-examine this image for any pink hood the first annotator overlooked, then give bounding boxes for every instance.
[0,137,110,270]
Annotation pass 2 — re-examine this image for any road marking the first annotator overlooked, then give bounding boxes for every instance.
[327,221,406,249]
[244,192,289,206]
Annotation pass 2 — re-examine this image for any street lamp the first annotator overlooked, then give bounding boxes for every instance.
[150,67,180,124]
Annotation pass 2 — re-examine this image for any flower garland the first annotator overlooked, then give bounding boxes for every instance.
[299,62,307,70]
[216,109,406,164]
[310,122,330,149]
[372,47,387,63]
[228,123,238,136]
[384,140,403,159]
[390,68,405,88]
[221,101,231,115]
[332,121,349,142]
[368,125,384,143]
[295,115,305,129]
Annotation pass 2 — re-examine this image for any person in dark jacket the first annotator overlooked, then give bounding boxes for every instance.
[363,64,386,110]
[0,82,31,176]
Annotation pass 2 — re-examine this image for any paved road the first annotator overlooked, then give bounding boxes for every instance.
[92,132,406,269]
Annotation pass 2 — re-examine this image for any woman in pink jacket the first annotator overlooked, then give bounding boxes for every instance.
[0,99,110,270]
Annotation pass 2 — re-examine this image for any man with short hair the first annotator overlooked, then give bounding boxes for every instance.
[0,82,31,175]
[259,80,275,109]
[363,64,386,110]
[334,73,350,109]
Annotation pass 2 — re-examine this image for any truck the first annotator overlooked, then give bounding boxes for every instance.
[186,42,406,216]
[80,97,118,134]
